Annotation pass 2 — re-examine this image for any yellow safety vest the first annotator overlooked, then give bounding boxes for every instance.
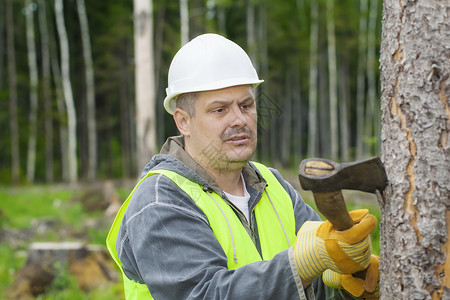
[106,162,297,299]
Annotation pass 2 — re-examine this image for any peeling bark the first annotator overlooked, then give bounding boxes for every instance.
[380,1,450,299]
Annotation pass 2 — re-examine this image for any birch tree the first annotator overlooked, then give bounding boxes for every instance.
[326,0,338,160]
[180,0,189,46]
[0,0,4,100]
[76,0,97,180]
[246,0,256,68]
[6,0,20,185]
[364,0,379,156]
[355,0,368,160]
[307,0,319,157]
[379,1,450,298]
[55,0,78,182]
[25,0,39,183]
[338,62,350,161]
[38,0,53,182]
[134,0,157,172]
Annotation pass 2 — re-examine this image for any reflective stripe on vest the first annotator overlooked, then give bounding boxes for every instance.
[106,162,297,299]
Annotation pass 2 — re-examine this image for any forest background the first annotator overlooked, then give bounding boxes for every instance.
[0,0,386,297]
[0,0,383,184]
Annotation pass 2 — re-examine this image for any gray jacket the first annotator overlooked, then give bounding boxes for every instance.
[117,136,338,299]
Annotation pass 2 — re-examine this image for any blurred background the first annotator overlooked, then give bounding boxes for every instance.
[0,0,383,298]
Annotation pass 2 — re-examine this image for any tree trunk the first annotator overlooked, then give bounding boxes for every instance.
[246,0,256,69]
[134,0,157,173]
[338,59,350,162]
[307,0,319,158]
[318,49,330,158]
[25,0,39,183]
[48,5,68,182]
[216,4,226,36]
[7,242,117,299]
[55,0,78,183]
[38,0,54,183]
[364,0,379,156]
[379,1,450,299]
[180,0,189,46]
[326,0,338,161]
[293,70,303,161]
[280,70,293,166]
[0,0,4,105]
[258,1,270,162]
[355,0,368,160]
[76,0,97,180]
[6,0,20,185]
[154,4,166,148]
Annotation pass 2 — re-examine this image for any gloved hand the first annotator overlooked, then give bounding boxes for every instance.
[323,255,380,299]
[293,209,377,282]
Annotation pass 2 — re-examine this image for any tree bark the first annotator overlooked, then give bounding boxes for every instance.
[0,0,4,104]
[338,59,350,162]
[76,0,97,180]
[48,4,68,182]
[379,1,450,299]
[25,0,39,183]
[180,0,189,46]
[326,0,338,160]
[6,0,20,185]
[355,0,368,160]
[364,0,379,156]
[307,0,319,158]
[280,70,293,166]
[134,0,157,173]
[55,0,78,183]
[38,0,54,183]
[246,0,256,69]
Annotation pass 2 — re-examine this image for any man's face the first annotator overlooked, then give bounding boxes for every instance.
[182,85,258,172]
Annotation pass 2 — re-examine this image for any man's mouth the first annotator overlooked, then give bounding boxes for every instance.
[230,136,248,141]
[225,135,250,144]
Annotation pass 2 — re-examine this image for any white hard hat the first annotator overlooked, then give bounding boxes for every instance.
[163,33,264,114]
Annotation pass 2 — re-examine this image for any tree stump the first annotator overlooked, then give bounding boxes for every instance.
[76,181,121,215]
[7,242,118,299]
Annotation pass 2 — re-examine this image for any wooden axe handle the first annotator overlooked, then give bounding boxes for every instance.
[302,160,367,279]
[312,191,354,231]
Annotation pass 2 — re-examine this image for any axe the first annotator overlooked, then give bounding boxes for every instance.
[298,157,387,278]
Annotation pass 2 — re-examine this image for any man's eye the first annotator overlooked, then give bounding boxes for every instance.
[213,108,224,113]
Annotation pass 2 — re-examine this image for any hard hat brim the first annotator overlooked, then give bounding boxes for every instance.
[163,79,264,115]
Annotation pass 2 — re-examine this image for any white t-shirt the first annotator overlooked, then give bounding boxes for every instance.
[224,174,251,223]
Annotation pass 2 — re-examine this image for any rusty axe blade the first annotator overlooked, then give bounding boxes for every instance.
[299,157,388,194]
[299,157,387,279]
[298,156,388,231]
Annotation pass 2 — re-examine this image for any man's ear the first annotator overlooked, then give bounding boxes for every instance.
[173,108,191,136]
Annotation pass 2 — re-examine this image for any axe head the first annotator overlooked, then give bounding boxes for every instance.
[298,157,388,193]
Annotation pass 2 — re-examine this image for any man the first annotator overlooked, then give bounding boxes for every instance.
[107,33,379,299]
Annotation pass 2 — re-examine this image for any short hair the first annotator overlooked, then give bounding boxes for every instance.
[176,92,198,117]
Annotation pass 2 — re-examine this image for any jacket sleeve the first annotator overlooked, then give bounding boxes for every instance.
[117,173,307,300]
[267,167,322,228]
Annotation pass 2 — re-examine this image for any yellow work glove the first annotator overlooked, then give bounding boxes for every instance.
[323,255,380,299]
[293,209,377,282]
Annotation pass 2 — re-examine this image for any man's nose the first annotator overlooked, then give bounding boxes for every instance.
[229,106,247,128]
